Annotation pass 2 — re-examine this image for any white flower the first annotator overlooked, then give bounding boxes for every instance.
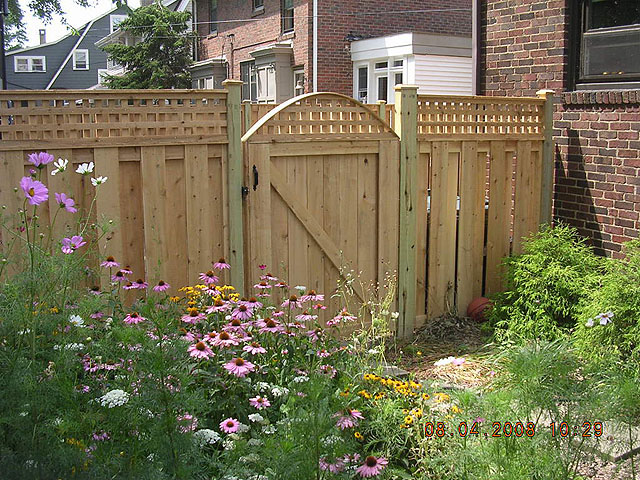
[585,318,594,328]
[271,386,289,397]
[391,311,400,319]
[53,343,85,351]
[76,162,94,175]
[51,158,68,175]
[91,176,108,187]
[256,382,271,392]
[248,413,264,423]
[69,314,85,327]
[321,434,341,447]
[294,285,306,292]
[222,438,235,450]
[434,356,456,367]
[261,425,276,434]
[236,422,250,433]
[247,438,263,447]
[99,389,130,408]
[293,375,309,383]
[193,429,221,446]
[240,453,260,464]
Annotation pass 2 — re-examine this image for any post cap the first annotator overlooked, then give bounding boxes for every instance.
[394,84,420,91]
[536,89,555,99]
[222,79,244,87]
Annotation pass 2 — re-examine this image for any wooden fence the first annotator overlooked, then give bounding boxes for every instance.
[0,84,554,338]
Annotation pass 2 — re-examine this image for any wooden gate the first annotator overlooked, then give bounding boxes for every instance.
[241,93,401,325]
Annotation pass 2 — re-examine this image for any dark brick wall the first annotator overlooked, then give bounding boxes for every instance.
[481,0,640,257]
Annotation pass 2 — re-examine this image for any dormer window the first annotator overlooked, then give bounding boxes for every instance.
[110,15,127,33]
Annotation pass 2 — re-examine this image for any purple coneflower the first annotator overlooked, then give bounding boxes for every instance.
[281,295,302,309]
[111,270,128,283]
[334,412,358,430]
[243,342,266,355]
[121,265,133,275]
[199,270,219,285]
[122,282,136,290]
[211,331,239,348]
[20,177,48,206]
[123,312,145,324]
[231,304,253,321]
[88,286,101,296]
[317,349,331,358]
[219,417,239,434]
[90,311,104,319]
[188,341,214,359]
[242,297,263,309]
[257,317,282,334]
[28,151,54,168]
[254,281,272,290]
[296,311,317,322]
[275,281,288,288]
[133,278,149,289]
[306,328,323,342]
[54,192,78,213]
[301,290,324,303]
[224,357,256,377]
[261,272,278,281]
[356,456,388,478]
[319,364,337,378]
[206,298,229,313]
[153,280,171,292]
[61,235,86,254]
[249,396,271,409]
[181,308,206,324]
[319,457,345,473]
[101,256,120,268]
[312,303,327,310]
[213,258,230,270]
[177,413,198,433]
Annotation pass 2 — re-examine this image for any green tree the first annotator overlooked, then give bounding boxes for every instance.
[101,3,194,89]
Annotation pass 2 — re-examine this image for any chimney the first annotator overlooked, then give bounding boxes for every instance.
[39,29,46,44]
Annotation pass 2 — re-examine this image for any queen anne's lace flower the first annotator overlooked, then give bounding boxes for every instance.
[99,389,130,408]
[193,429,221,446]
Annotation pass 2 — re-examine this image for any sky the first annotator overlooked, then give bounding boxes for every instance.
[21,0,141,48]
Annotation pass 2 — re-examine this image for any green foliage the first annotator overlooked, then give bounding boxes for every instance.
[574,239,640,363]
[101,3,194,89]
[489,224,603,343]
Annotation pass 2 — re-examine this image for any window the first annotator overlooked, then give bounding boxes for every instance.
[14,56,46,73]
[357,66,368,102]
[377,76,388,102]
[107,56,122,71]
[73,49,89,70]
[282,0,294,32]
[241,61,258,102]
[294,69,305,96]
[575,0,640,87]
[97,69,109,85]
[210,0,218,34]
[253,0,264,10]
[110,15,127,33]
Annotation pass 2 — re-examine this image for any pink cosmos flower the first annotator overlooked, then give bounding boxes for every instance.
[211,331,239,348]
[219,417,239,434]
[153,280,171,292]
[224,357,256,377]
[20,177,48,206]
[123,312,145,324]
[54,192,78,213]
[356,456,388,478]
[199,270,219,285]
[213,258,231,270]
[231,304,253,321]
[61,235,86,254]
[243,342,267,355]
[296,311,318,322]
[188,341,214,359]
[100,256,120,268]
[281,295,302,309]
[319,457,345,473]
[249,396,271,409]
[28,151,54,167]
[300,290,324,303]
[254,281,272,290]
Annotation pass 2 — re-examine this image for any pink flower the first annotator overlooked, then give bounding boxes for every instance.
[177,413,198,433]
[213,258,230,270]
[231,304,253,321]
[224,357,256,377]
[307,328,323,342]
[111,270,128,283]
[254,281,272,290]
[61,235,86,254]
[356,456,388,478]
[296,311,318,322]
[122,282,136,290]
[90,311,104,319]
[100,256,120,268]
[28,151,54,167]
[120,266,133,275]
[257,317,283,333]
[123,312,145,324]
[261,272,278,281]
[132,279,149,289]
[281,295,302,309]
[188,341,214,359]
[319,457,345,473]
[20,177,48,206]
[452,357,466,366]
[333,409,363,429]
[219,417,239,434]
[301,290,324,303]
[317,349,331,358]
[258,264,267,270]
[206,298,229,313]
[153,280,171,292]
[181,309,206,324]
[211,331,239,348]
[54,192,78,213]
[243,343,266,355]
[199,270,219,285]
[312,303,327,310]
[242,297,262,309]
[249,396,271,409]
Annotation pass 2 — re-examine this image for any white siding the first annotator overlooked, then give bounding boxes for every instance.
[414,55,473,96]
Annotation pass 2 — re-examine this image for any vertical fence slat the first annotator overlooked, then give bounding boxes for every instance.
[338,155,359,273]
[457,141,485,313]
[485,141,512,295]
[164,153,188,292]
[185,144,211,283]
[288,155,309,289]
[415,147,430,327]
[141,145,168,285]
[428,141,458,318]
[357,152,377,288]
[513,140,536,255]
[118,158,145,284]
[307,154,325,294]
[323,154,341,317]
[247,143,272,279]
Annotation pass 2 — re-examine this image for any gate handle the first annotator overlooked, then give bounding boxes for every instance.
[252,165,259,191]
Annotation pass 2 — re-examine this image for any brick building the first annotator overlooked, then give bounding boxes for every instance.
[480,0,640,257]
[193,0,472,102]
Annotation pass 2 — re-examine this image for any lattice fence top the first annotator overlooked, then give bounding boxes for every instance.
[417,95,545,139]
[242,93,398,142]
[0,89,228,148]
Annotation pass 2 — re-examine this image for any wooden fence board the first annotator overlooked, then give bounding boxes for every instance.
[415,148,430,324]
[287,155,309,290]
[513,141,541,255]
[247,144,272,275]
[357,152,378,288]
[141,146,168,285]
[164,155,188,292]
[185,144,211,283]
[307,155,325,294]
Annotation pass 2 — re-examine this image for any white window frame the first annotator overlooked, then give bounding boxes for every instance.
[73,49,90,70]
[353,56,407,104]
[293,69,305,96]
[14,56,47,73]
[110,14,127,33]
[97,69,109,85]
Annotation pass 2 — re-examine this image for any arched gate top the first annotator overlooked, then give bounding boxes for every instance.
[241,92,398,143]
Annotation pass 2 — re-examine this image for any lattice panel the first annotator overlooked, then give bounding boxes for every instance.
[417,95,545,139]
[0,90,228,145]
[244,94,397,141]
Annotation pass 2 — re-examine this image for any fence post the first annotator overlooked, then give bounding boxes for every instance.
[223,79,245,292]
[243,101,252,135]
[537,89,555,226]
[394,85,419,340]
[377,100,386,123]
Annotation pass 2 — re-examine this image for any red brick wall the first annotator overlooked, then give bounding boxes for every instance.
[316,0,472,94]
[481,0,640,257]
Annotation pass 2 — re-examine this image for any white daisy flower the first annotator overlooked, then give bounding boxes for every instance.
[69,314,85,327]
[76,162,94,175]
[91,176,108,187]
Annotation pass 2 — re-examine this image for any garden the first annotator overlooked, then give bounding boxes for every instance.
[1,152,639,479]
